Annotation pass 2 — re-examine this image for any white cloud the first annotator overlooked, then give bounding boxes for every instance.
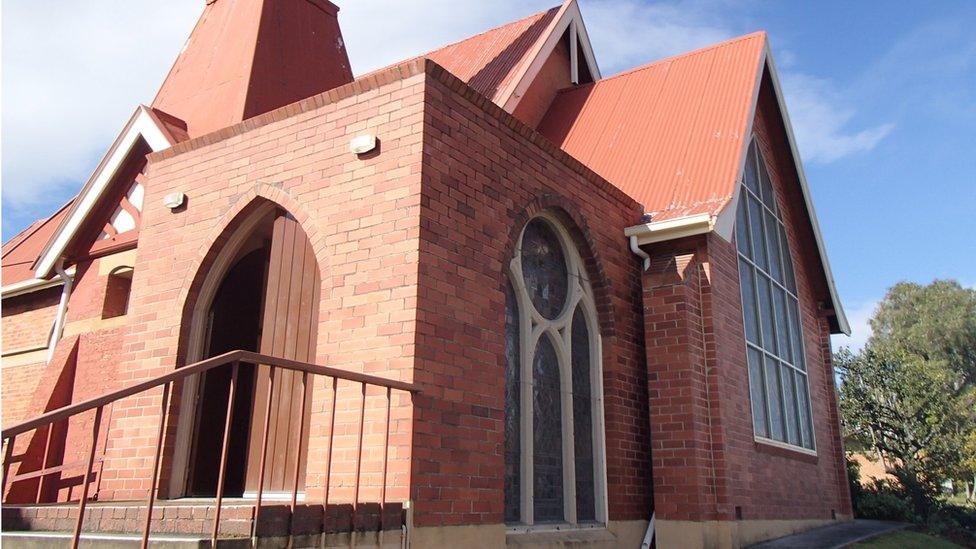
[779,72,895,164]
[831,298,878,352]
[1,0,202,207]
[579,0,735,75]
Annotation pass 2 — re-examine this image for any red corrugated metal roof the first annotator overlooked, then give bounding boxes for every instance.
[538,32,766,221]
[2,200,73,286]
[362,5,561,104]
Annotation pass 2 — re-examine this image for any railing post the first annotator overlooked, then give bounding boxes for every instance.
[211,362,239,547]
[380,387,392,532]
[252,365,276,540]
[352,382,366,532]
[321,377,338,536]
[2,435,14,500]
[36,422,56,503]
[141,382,171,549]
[72,405,103,549]
[289,372,310,535]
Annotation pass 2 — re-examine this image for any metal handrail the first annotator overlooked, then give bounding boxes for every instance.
[2,350,419,439]
[1,350,420,549]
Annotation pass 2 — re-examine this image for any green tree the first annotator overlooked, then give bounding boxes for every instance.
[870,280,976,389]
[837,280,976,518]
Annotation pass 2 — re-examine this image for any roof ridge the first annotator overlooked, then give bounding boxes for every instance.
[357,4,560,79]
[556,30,766,96]
[426,4,560,58]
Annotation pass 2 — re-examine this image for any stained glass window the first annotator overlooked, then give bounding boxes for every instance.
[533,335,563,522]
[504,215,604,526]
[504,279,521,524]
[735,140,816,451]
[520,219,569,320]
[571,306,596,522]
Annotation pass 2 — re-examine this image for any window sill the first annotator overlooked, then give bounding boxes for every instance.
[506,525,614,545]
[754,437,818,463]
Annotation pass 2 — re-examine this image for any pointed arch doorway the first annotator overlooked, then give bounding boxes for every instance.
[179,204,320,498]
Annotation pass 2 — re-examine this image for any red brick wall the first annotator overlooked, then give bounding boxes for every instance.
[2,287,60,425]
[413,63,650,527]
[1,287,60,351]
[642,237,725,521]
[3,257,128,502]
[643,74,851,523]
[1,362,47,427]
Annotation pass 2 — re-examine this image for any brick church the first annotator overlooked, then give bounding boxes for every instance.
[0,0,852,546]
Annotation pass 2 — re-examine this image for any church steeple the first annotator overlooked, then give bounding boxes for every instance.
[151,0,353,138]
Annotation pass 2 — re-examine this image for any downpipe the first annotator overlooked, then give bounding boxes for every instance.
[641,512,656,548]
[630,235,650,271]
[46,259,74,363]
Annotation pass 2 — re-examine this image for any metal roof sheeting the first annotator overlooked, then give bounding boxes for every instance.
[1,201,73,287]
[362,6,561,104]
[538,32,766,221]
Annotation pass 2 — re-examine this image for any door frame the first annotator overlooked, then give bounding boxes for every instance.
[169,202,277,498]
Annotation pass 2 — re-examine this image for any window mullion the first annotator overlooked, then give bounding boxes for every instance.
[519,287,534,525]
[560,320,577,525]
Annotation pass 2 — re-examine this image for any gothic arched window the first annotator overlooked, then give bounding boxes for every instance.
[504,214,606,527]
[735,139,816,451]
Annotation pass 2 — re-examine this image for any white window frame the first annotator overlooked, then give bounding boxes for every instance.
[736,138,817,454]
[505,212,609,530]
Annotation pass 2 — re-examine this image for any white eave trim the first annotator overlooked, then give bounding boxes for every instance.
[1,266,77,298]
[1,277,63,298]
[34,105,173,279]
[500,0,601,113]
[624,213,714,245]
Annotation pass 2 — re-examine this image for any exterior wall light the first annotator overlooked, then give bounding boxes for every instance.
[163,192,186,210]
[349,134,377,155]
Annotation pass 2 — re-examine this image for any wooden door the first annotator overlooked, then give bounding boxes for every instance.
[245,212,320,494]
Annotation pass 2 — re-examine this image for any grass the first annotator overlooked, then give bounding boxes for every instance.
[853,530,962,548]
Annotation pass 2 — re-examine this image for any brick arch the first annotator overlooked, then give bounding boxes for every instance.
[174,184,328,366]
[502,194,616,339]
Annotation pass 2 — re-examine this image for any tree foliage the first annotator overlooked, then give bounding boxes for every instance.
[837,280,976,518]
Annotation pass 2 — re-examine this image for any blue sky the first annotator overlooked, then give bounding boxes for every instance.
[2,0,974,349]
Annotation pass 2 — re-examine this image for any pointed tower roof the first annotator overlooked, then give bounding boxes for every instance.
[151,0,353,138]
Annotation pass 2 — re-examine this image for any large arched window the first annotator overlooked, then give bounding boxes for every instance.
[504,214,606,527]
[735,140,816,451]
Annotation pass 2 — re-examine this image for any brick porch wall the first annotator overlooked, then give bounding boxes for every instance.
[93,61,429,504]
[413,63,651,527]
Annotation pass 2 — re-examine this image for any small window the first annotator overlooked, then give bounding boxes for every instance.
[102,267,134,319]
[735,140,815,451]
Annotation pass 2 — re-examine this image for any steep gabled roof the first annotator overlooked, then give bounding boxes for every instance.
[539,32,848,333]
[539,32,766,222]
[362,0,599,111]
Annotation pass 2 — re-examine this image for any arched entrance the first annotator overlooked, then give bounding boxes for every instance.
[181,205,320,498]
